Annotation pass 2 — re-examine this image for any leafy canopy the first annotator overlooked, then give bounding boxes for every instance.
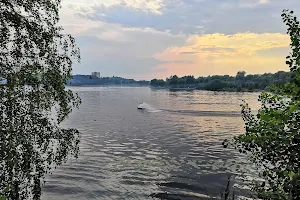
[0,0,80,199]
[226,9,300,200]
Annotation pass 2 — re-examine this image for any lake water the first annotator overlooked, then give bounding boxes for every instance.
[42,87,261,200]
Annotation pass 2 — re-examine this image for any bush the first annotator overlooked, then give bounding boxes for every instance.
[225,10,300,199]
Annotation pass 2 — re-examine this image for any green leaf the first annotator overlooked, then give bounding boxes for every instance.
[0,0,81,199]
[230,9,300,200]
[288,171,295,178]
[0,196,7,200]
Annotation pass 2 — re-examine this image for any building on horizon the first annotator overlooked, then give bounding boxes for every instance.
[91,72,101,78]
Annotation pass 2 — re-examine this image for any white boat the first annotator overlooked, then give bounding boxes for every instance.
[137,102,145,110]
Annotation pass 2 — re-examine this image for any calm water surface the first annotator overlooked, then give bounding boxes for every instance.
[42,87,260,200]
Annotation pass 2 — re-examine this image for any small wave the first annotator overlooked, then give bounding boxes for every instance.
[149,192,210,200]
[148,109,163,113]
[190,102,234,105]
[164,109,241,117]
[157,182,206,193]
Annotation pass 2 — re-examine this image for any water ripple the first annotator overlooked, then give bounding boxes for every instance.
[42,87,260,200]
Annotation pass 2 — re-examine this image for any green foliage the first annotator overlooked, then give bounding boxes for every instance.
[225,9,300,199]
[0,196,6,200]
[167,75,179,85]
[150,71,291,91]
[236,71,246,80]
[150,78,166,87]
[204,79,227,91]
[0,0,80,199]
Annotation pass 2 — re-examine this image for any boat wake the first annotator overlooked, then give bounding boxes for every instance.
[165,109,241,117]
[137,103,242,117]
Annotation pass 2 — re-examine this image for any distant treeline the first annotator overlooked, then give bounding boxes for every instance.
[150,71,291,92]
[68,75,149,86]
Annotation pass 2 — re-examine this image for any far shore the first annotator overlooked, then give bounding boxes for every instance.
[66,84,264,92]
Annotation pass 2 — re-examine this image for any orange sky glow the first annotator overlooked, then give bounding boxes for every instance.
[60,0,298,80]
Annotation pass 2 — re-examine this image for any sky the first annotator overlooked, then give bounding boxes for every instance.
[60,0,300,80]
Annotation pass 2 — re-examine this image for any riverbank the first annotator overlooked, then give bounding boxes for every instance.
[150,71,290,93]
[151,86,264,92]
[67,85,263,92]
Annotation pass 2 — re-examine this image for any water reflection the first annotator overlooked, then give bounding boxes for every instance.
[42,87,260,200]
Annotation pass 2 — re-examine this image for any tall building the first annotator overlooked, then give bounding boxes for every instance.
[91,72,101,78]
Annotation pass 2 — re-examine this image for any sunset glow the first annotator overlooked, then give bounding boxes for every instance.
[60,0,299,80]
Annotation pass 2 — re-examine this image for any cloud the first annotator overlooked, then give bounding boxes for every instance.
[259,0,270,4]
[70,0,300,34]
[59,6,186,79]
[153,33,290,78]
[63,0,165,15]
[71,30,186,79]
[59,0,299,80]
[180,52,198,55]
[239,0,270,8]
[186,33,288,56]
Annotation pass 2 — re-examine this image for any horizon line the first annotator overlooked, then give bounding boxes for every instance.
[72,69,290,81]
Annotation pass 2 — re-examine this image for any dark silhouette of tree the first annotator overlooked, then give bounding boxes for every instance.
[150,71,291,92]
[185,75,195,84]
[204,79,227,91]
[167,75,179,85]
[236,71,246,80]
[150,79,158,86]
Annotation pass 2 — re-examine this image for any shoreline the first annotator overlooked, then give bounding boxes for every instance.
[66,85,264,92]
